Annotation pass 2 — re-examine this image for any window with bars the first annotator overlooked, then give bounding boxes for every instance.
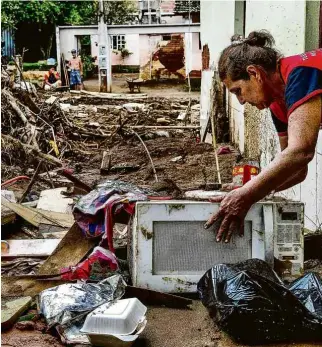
[111,35,126,50]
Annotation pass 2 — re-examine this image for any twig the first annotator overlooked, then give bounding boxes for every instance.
[131,130,158,182]
[19,161,43,203]
[44,164,55,188]
[3,135,62,167]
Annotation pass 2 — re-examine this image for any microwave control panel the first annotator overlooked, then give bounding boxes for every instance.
[273,202,304,281]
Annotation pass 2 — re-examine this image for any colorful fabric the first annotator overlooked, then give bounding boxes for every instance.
[70,69,82,86]
[60,246,119,281]
[269,48,322,136]
[73,182,148,252]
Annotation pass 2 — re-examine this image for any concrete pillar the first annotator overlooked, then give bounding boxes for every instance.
[98,0,112,92]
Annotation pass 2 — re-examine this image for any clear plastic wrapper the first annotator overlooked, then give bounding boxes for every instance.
[198,259,322,345]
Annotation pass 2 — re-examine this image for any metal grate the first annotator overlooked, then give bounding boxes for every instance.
[153,221,252,275]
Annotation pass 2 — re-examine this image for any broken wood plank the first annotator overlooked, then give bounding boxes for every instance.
[37,187,73,214]
[1,191,17,225]
[58,169,92,193]
[19,160,43,203]
[2,239,61,258]
[1,200,74,228]
[100,150,112,174]
[1,296,32,330]
[37,223,97,275]
[42,231,68,239]
[78,90,148,99]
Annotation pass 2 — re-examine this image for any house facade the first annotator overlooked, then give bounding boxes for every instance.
[200,0,322,232]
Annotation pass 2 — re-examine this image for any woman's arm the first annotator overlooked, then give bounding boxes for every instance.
[273,135,308,192]
[205,95,321,242]
[243,95,320,202]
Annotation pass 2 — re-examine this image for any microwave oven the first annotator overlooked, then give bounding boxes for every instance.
[129,200,304,293]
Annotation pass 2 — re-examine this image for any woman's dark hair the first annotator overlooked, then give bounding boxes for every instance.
[218,30,281,81]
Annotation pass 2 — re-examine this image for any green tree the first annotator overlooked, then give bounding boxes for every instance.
[102,0,137,25]
[1,0,137,60]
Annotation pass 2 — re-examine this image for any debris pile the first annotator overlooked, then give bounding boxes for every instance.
[1,67,237,191]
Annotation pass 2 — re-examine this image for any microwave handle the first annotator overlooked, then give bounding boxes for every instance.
[263,204,274,267]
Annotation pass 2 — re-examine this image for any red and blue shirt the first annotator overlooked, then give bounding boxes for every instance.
[269,48,322,137]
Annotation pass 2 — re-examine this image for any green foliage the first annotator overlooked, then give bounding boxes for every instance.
[22,62,54,71]
[1,0,99,29]
[102,0,138,24]
[120,48,133,60]
[1,0,137,29]
[81,54,95,79]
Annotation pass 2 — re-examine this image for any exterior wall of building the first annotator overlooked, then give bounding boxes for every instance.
[199,1,236,142]
[139,32,201,80]
[200,0,322,231]
[244,0,322,232]
[91,34,140,66]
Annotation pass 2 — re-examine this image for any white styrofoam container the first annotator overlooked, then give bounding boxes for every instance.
[81,298,147,336]
[85,318,147,347]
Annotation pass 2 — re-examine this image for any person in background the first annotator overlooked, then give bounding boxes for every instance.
[68,49,83,90]
[43,67,61,91]
[205,30,322,243]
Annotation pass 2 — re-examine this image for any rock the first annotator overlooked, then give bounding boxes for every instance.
[15,321,35,330]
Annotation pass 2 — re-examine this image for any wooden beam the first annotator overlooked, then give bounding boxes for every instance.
[37,223,97,275]
[2,239,61,258]
[1,200,74,228]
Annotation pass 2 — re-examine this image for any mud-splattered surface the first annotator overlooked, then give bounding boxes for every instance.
[2,301,321,347]
[76,138,238,191]
[2,329,64,347]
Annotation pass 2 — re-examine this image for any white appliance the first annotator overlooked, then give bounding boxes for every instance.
[129,200,304,293]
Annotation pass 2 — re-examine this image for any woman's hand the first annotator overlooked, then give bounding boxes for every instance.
[204,188,253,243]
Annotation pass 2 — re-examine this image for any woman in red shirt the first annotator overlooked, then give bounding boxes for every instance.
[205,30,322,243]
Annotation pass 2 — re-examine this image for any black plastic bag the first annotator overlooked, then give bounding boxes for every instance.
[198,259,322,345]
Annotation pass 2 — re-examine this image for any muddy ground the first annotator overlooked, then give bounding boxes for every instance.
[2,85,321,347]
[2,301,321,347]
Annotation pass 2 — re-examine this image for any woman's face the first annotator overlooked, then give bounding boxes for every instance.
[223,65,273,110]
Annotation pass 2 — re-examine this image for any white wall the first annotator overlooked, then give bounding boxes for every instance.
[58,27,98,63]
[184,32,202,74]
[200,0,322,231]
[110,34,140,66]
[245,0,322,232]
[199,1,236,141]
